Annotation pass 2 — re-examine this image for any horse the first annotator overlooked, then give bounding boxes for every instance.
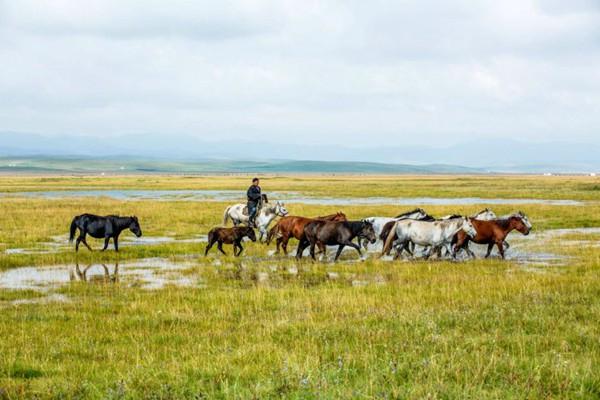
[362,208,433,250]
[205,226,257,257]
[381,208,496,256]
[223,200,288,242]
[266,212,347,255]
[453,213,531,259]
[297,220,377,261]
[69,214,142,252]
[382,217,477,260]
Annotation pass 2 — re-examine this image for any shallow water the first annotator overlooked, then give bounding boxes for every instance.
[1,189,582,206]
[0,258,200,292]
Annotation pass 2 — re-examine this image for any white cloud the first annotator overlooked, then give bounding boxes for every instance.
[0,0,599,146]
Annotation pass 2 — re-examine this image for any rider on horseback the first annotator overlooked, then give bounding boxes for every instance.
[246,177,261,228]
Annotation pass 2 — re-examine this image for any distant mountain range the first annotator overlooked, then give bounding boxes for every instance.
[1,131,599,173]
[0,156,485,174]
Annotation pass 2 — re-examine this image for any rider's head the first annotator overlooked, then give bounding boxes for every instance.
[252,177,260,186]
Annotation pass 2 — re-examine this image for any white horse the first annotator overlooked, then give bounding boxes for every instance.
[382,217,477,260]
[223,201,289,242]
[362,208,432,250]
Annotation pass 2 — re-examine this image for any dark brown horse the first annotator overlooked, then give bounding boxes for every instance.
[266,212,347,255]
[205,226,256,257]
[298,220,377,261]
[453,216,531,259]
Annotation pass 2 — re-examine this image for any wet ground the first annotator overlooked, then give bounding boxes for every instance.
[2,227,595,303]
[1,189,582,206]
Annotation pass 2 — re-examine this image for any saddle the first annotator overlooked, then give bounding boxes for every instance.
[242,206,249,215]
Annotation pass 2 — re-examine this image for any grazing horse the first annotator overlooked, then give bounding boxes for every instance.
[382,217,477,260]
[453,214,531,259]
[298,220,377,261]
[223,200,288,242]
[69,214,142,252]
[266,212,347,255]
[205,226,257,257]
[362,208,432,249]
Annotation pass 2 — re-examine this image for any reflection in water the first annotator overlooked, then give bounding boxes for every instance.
[70,263,119,284]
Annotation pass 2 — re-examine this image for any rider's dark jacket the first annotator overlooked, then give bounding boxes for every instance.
[247,185,262,205]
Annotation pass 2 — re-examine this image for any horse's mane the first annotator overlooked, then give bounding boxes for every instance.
[443,214,463,220]
[394,208,424,219]
[495,217,515,229]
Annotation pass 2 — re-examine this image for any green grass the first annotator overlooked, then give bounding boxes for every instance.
[0,175,599,399]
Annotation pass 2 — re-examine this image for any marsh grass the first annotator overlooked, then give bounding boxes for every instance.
[0,175,599,398]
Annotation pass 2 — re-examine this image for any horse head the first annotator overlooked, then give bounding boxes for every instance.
[360,220,377,244]
[516,211,532,231]
[461,217,477,238]
[275,201,289,217]
[510,215,530,235]
[129,216,143,237]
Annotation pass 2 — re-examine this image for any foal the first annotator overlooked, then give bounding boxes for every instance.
[205,226,257,257]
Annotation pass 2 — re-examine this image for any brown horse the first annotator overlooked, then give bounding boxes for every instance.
[266,212,347,255]
[453,216,531,259]
[205,226,256,256]
[299,219,377,261]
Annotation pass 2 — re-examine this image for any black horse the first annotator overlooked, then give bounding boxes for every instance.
[297,220,377,261]
[69,214,142,252]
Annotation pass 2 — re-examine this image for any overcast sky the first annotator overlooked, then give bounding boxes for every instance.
[1,0,599,147]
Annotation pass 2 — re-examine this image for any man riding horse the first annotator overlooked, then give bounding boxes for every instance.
[247,177,262,228]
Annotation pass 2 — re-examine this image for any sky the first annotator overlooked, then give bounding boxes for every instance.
[0,0,599,148]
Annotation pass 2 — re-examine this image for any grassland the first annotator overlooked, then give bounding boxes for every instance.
[0,175,599,399]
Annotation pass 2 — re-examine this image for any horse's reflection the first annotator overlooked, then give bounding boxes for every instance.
[70,263,119,284]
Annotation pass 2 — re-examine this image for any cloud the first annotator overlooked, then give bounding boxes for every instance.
[0,0,599,147]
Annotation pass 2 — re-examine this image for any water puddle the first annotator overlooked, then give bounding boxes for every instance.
[0,258,202,292]
[1,189,582,206]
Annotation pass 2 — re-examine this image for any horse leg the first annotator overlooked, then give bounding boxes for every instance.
[204,239,215,256]
[235,241,244,257]
[485,243,494,258]
[309,242,317,260]
[113,235,119,252]
[81,235,93,252]
[496,241,505,259]
[295,238,309,259]
[334,245,345,261]
[102,237,111,251]
[75,236,82,252]
[217,241,227,256]
[317,242,327,261]
[343,240,362,259]
[281,235,290,255]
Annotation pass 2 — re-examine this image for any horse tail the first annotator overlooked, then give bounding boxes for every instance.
[207,228,216,244]
[223,206,231,225]
[381,221,399,256]
[69,216,79,242]
[266,223,279,245]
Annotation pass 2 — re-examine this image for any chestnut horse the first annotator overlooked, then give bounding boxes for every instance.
[266,212,347,255]
[453,214,531,259]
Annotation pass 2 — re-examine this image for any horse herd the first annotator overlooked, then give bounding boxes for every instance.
[69,201,532,262]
